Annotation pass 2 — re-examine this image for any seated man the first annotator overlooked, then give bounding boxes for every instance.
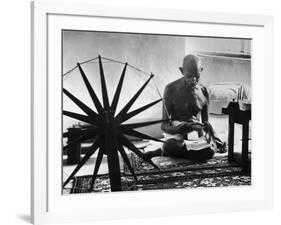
[145,54,215,162]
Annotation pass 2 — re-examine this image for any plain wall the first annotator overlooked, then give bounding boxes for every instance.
[199,57,251,86]
[185,36,251,54]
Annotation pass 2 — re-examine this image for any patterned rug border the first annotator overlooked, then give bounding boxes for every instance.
[69,155,251,194]
[70,166,246,193]
[123,162,241,176]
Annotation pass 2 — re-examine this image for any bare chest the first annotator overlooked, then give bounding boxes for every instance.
[172,86,207,115]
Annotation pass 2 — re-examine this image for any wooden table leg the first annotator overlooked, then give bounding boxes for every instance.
[228,115,235,162]
[241,121,249,173]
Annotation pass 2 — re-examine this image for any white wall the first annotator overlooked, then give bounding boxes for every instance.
[200,56,251,86]
[1,0,280,225]
[185,37,251,54]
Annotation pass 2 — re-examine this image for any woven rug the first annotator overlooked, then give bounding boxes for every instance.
[70,155,251,193]
[124,153,237,174]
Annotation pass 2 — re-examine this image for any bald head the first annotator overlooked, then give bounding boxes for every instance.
[180,54,203,87]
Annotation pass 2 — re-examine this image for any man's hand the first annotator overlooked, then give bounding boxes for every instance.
[174,122,189,134]
[174,121,204,134]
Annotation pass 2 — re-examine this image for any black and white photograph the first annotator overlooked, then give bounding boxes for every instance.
[62,30,252,194]
[1,0,277,224]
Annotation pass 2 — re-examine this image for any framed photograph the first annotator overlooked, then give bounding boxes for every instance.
[31,1,273,224]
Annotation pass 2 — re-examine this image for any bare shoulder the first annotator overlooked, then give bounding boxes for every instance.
[165,77,184,91]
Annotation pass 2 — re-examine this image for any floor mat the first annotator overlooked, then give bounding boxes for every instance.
[70,155,251,193]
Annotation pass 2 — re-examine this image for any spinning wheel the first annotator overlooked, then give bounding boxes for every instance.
[63,55,166,191]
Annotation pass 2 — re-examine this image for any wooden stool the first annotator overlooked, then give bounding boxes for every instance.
[222,102,251,173]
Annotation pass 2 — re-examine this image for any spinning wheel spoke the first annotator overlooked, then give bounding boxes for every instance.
[63,56,164,192]
[89,147,104,191]
[98,55,110,110]
[119,135,159,170]
[118,144,137,181]
[118,99,162,123]
[123,129,164,143]
[63,110,97,125]
[111,63,127,114]
[63,136,101,187]
[77,63,104,114]
[115,74,154,121]
[119,119,166,131]
[63,88,102,124]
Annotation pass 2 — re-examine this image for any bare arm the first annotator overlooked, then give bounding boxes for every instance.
[201,86,209,123]
[161,85,185,134]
